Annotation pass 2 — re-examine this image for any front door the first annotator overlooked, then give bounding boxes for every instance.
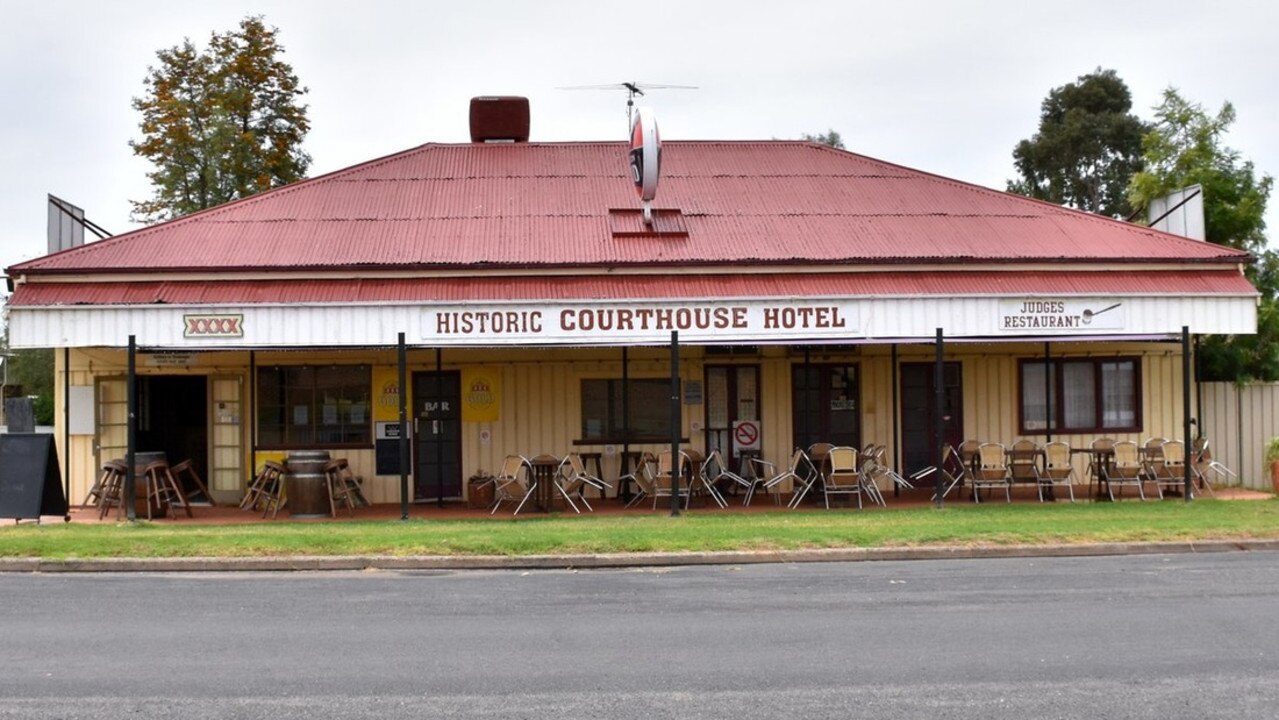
[704,365,760,474]
[900,362,963,477]
[412,371,462,501]
[138,375,210,500]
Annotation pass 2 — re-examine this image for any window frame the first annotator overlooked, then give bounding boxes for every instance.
[1017,356,1142,435]
[578,377,680,444]
[256,364,373,449]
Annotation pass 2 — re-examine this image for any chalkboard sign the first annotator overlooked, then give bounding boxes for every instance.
[376,439,410,476]
[375,421,409,476]
[0,433,69,521]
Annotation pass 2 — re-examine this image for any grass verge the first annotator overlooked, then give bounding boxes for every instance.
[2,499,1278,559]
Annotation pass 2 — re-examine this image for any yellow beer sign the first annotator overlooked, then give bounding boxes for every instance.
[461,368,501,422]
[371,367,401,422]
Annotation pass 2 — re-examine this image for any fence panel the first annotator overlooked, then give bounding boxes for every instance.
[1200,381,1279,490]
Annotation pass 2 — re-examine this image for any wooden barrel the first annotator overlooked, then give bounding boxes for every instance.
[286,450,332,518]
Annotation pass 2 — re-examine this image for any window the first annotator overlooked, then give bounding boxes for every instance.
[580,378,674,442]
[257,365,372,447]
[1019,358,1140,434]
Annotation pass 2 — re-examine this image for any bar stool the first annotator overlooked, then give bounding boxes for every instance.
[95,460,128,520]
[143,460,193,519]
[323,459,357,517]
[241,461,287,518]
[170,459,216,507]
[84,459,127,509]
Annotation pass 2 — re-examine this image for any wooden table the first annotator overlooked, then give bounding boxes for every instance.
[578,451,606,498]
[527,454,562,512]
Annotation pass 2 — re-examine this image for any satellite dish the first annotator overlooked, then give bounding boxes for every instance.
[558,81,696,130]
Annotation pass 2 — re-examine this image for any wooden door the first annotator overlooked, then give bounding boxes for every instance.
[413,371,462,501]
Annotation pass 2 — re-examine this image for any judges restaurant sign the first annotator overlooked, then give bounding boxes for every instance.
[422,300,861,345]
[998,299,1126,333]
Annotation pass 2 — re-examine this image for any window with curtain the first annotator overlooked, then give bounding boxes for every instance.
[257,365,372,447]
[1020,358,1140,434]
[580,378,674,442]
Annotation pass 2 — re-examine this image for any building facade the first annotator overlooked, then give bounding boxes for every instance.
[5,103,1258,505]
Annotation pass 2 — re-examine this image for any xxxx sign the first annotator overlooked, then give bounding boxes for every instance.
[183,314,244,338]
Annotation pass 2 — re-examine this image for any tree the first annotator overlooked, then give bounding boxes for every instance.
[801,129,845,150]
[4,348,55,426]
[1128,89,1276,381]
[130,16,310,222]
[1007,68,1149,218]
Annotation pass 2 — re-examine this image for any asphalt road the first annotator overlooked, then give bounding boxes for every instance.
[2,552,1277,719]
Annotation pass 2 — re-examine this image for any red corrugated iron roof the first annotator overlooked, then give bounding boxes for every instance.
[9,270,1256,307]
[8,141,1248,275]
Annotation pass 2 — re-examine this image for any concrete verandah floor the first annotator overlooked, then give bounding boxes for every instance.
[47,483,1273,526]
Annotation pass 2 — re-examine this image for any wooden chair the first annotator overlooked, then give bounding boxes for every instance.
[170,459,215,507]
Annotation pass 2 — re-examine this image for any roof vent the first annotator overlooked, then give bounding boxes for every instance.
[469,96,530,143]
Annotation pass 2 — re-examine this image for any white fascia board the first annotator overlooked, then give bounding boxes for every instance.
[5,294,1258,349]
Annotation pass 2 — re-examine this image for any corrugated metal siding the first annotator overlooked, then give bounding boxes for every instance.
[1201,382,1279,490]
[12,142,1247,275]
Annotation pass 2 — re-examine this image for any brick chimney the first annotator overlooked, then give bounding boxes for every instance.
[469,96,530,143]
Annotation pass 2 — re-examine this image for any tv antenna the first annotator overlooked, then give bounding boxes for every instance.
[558,81,697,130]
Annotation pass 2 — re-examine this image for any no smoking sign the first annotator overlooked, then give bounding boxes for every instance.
[732,420,761,452]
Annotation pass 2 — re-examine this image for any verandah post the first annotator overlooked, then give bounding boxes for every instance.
[934,328,944,509]
[670,330,681,517]
[398,332,409,520]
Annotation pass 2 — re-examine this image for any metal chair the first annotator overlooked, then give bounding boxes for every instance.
[1040,441,1077,502]
[750,449,815,508]
[973,443,1012,503]
[1007,439,1043,500]
[654,450,694,510]
[623,452,658,509]
[1107,440,1146,501]
[563,453,612,497]
[1191,438,1231,496]
[822,446,863,509]
[491,455,536,515]
[696,449,741,509]
[1151,440,1188,499]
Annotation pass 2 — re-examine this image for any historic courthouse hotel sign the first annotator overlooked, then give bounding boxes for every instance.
[422,300,861,345]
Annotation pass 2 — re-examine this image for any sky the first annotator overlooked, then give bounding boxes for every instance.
[1,0,1276,276]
